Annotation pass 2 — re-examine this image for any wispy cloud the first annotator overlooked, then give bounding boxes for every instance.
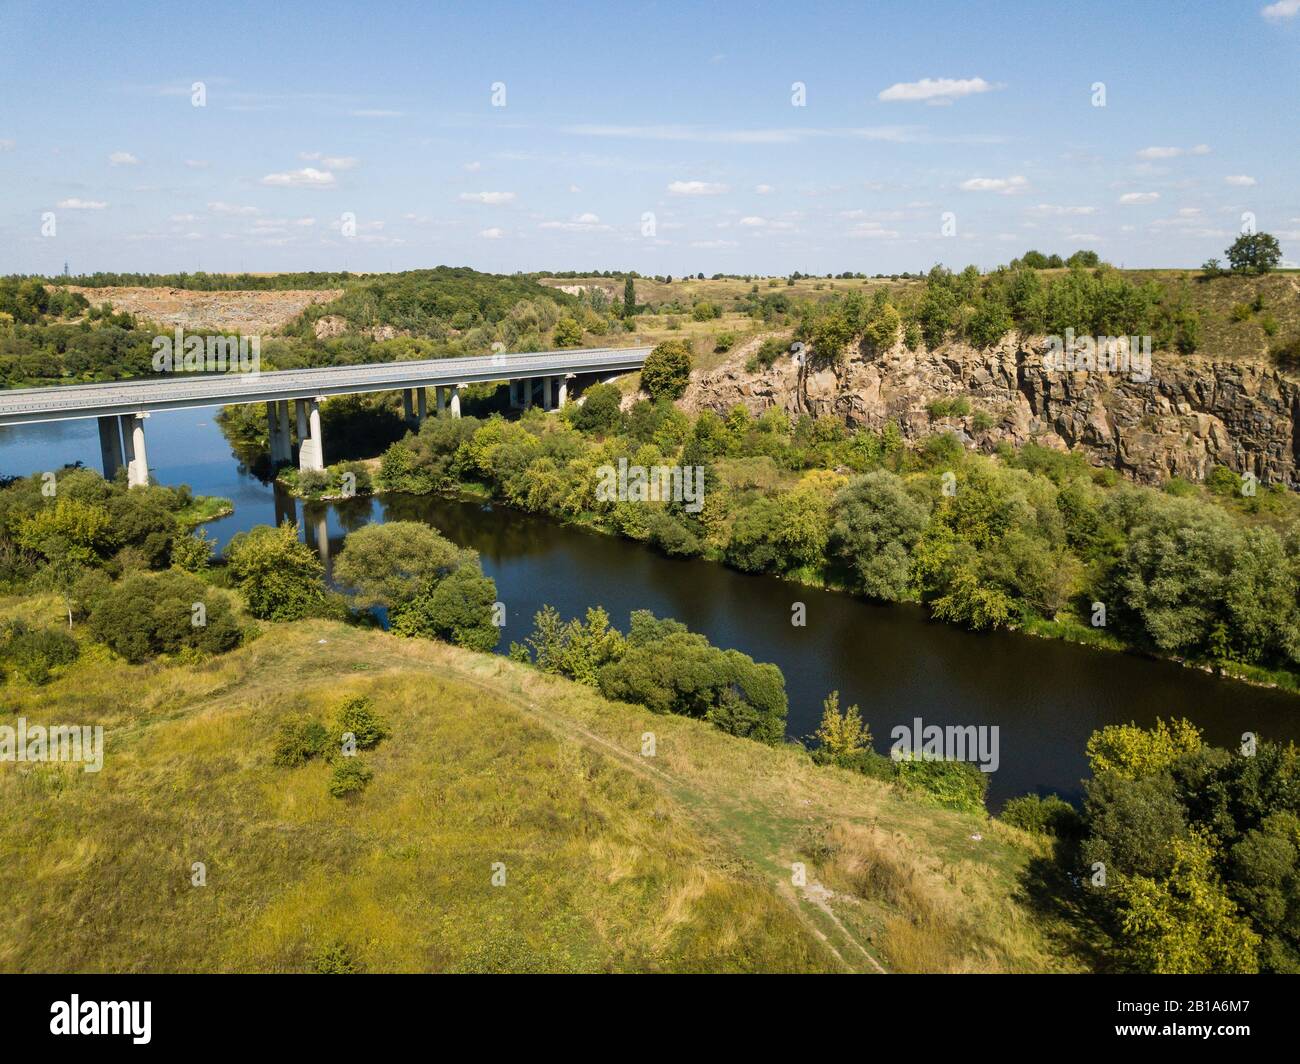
[208,201,261,216]
[1118,191,1160,204]
[668,180,729,196]
[1225,174,1257,186]
[261,167,336,187]
[878,76,1000,104]
[1136,144,1210,159]
[460,191,516,204]
[57,198,107,209]
[1262,0,1300,20]
[300,152,359,170]
[108,150,139,166]
[960,175,1029,194]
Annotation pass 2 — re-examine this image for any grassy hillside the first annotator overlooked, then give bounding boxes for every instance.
[0,595,1080,974]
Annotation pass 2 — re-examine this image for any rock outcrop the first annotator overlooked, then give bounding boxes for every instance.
[681,336,1300,488]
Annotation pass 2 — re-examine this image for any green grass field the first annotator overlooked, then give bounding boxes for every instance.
[0,594,1083,973]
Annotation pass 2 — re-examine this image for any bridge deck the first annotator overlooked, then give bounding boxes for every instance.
[0,346,649,425]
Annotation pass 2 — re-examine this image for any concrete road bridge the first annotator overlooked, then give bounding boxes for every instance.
[0,346,649,485]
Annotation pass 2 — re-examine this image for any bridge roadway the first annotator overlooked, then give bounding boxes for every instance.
[0,346,649,485]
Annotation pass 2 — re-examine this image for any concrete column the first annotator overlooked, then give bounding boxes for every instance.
[435,386,446,415]
[523,378,532,409]
[402,389,414,423]
[508,379,520,409]
[98,415,124,479]
[278,400,291,460]
[417,388,427,421]
[558,375,569,409]
[296,399,309,458]
[122,413,149,487]
[543,376,554,411]
[299,397,325,471]
[449,385,462,419]
[267,402,288,464]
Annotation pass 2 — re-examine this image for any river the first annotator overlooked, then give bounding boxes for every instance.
[4,408,1297,808]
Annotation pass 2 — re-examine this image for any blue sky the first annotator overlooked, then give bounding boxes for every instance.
[2,0,1298,276]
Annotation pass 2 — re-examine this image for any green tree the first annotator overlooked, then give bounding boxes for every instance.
[225,522,326,621]
[553,316,583,347]
[828,471,930,600]
[333,521,468,612]
[1115,832,1261,973]
[813,690,871,758]
[391,562,500,651]
[641,340,692,401]
[622,275,637,316]
[1224,231,1282,276]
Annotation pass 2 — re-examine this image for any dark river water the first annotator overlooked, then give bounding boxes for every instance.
[4,409,1298,808]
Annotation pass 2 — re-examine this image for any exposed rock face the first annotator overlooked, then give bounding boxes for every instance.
[681,336,1300,488]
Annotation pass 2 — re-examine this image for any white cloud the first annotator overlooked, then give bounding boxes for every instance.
[108,151,139,166]
[169,213,199,223]
[1262,0,1300,19]
[1225,174,1257,186]
[1136,144,1211,159]
[690,239,738,248]
[738,216,768,227]
[0,138,14,151]
[539,212,608,232]
[567,184,581,193]
[300,152,359,170]
[348,109,403,118]
[755,184,774,194]
[294,217,316,227]
[1118,192,1160,204]
[479,227,504,239]
[57,198,107,209]
[668,180,729,196]
[1028,203,1098,216]
[960,175,1029,194]
[464,161,482,172]
[208,201,261,216]
[849,222,901,239]
[184,159,209,169]
[460,191,516,204]
[261,167,336,187]
[878,76,999,104]
[1178,207,1203,216]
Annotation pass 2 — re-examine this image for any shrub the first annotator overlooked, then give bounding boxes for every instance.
[573,382,623,433]
[311,941,362,974]
[1000,793,1082,837]
[892,755,990,814]
[328,758,373,798]
[87,570,242,663]
[225,522,326,621]
[0,621,79,684]
[171,530,214,572]
[272,715,329,767]
[641,340,692,401]
[391,563,500,651]
[713,331,737,353]
[332,696,388,750]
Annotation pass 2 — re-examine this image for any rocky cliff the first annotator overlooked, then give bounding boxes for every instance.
[681,336,1300,489]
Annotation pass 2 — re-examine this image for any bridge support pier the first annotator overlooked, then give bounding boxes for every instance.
[523,378,532,410]
[435,386,445,415]
[557,375,569,409]
[543,376,554,411]
[299,398,325,472]
[416,388,427,422]
[449,385,462,419]
[402,389,414,423]
[119,412,149,488]
[295,399,309,460]
[98,415,124,480]
[267,401,291,464]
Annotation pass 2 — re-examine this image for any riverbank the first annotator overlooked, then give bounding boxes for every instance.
[369,470,1300,702]
[0,596,1081,973]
